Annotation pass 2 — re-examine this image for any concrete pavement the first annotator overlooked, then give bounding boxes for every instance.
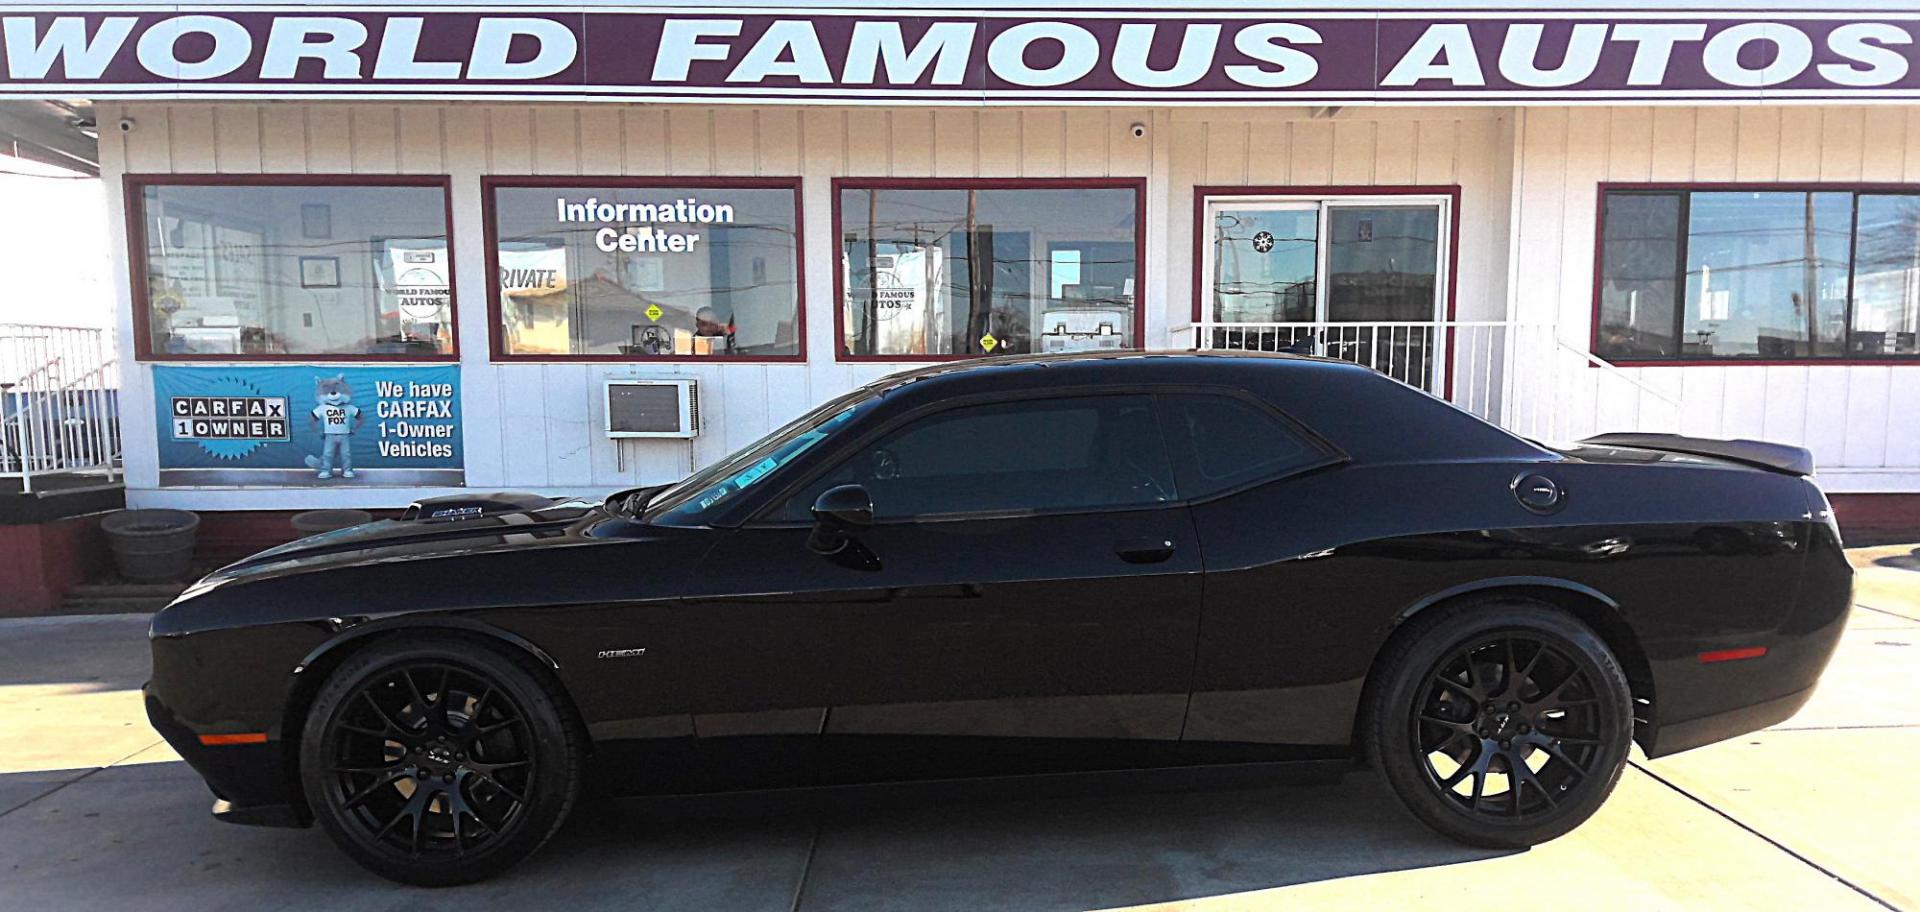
[2,547,1917,911]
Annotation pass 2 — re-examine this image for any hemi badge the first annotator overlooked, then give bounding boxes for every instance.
[597,648,647,660]
[1698,646,1767,664]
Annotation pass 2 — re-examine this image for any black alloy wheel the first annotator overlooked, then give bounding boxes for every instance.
[1367,598,1633,848]
[300,636,582,886]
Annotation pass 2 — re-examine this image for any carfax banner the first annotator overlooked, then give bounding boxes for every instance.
[3,6,1920,104]
[153,364,462,488]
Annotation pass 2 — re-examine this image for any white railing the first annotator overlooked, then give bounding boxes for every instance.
[1184,319,1679,443]
[0,323,121,492]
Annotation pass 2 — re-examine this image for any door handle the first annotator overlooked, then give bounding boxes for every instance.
[1114,538,1176,564]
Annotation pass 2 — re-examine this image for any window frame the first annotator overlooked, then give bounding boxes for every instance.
[1591,181,1920,366]
[831,177,1149,363]
[481,175,807,364]
[738,383,1345,529]
[126,173,460,363]
[1189,184,1464,326]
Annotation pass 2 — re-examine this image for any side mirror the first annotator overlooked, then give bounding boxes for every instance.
[811,484,873,533]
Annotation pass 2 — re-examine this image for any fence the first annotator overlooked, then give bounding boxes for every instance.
[1183,319,1680,444]
[0,323,121,492]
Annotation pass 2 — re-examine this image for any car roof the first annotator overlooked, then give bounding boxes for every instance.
[864,350,1370,396]
[857,350,1548,466]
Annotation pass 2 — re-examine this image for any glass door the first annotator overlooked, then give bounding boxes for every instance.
[1203,195,1449,389]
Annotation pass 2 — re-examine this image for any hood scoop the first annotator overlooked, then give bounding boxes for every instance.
[402,491,560,523]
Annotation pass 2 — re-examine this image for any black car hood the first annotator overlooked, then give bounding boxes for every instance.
[195,497,616,587]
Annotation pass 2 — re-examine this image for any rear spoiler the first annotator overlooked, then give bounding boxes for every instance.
[1579,432,1815,477]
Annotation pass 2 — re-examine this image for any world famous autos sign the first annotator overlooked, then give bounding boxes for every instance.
[3,5,1920,104]
[153,364,461,487]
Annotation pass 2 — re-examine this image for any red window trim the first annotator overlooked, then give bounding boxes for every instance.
[1591,180,1920,368]
[126,173,461,363]
[831,176,1150,364]
[481,175,807,364]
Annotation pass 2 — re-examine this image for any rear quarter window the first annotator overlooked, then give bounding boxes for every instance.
[1162,393,1335,498]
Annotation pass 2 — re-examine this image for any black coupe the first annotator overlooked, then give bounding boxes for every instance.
[145,352,1852,885]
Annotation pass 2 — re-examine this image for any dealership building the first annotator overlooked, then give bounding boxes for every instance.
[4,0,1920,541]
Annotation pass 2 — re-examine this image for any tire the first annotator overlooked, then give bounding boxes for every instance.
[1365,597,1633,849]
[299,634,583,886]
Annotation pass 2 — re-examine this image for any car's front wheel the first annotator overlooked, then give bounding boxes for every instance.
[299,635,582,886]
[1366,598,1634,848]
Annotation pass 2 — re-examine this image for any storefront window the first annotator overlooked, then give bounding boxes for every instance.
[1598,186,1920,361]
[135,179,453,359]
[838,182,1140,359]
[488,181,801,359]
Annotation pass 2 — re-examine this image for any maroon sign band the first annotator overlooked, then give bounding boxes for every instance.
[3,8,1918,104]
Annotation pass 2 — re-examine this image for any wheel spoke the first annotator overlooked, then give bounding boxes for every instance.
[1538,740,1589,774]
[401,670,430,724]
[341,770,409,810]
[1514,759,1557,809]
[1432,672,1479,701]
[431,667,453,728]
[361,691,412,738]
[467,769,527,805]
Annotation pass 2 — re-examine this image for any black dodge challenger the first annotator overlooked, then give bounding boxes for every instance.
[145,352,1852,885]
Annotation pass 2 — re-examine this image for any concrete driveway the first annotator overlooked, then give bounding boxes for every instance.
[3,546,1917,911]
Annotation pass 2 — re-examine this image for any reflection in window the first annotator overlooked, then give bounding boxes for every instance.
[1683,191,1850,359]
[138,182,452,357]
[1597,187,1920,361]
[491,185,800,358]
[1852,194,1920,356]
[839,186,1139,357]
[1597,193,1682,358]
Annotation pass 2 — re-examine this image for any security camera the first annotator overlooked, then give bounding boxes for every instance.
[1128,122,1147,139]
[116,117,137,134]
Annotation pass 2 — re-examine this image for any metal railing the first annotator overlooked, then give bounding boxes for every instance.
[1,323,121,492]
[1183,319,1679,443]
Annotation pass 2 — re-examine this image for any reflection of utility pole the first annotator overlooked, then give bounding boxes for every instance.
[862,191,878,354]
[1803,193,1819,351]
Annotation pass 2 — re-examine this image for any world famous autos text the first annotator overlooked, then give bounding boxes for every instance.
[304,375,364,479]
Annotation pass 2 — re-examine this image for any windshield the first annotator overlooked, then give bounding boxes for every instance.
[644,389,879,526]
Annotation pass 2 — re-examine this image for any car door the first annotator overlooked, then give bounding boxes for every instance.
[1160,391,1360,756]
[690,391,1205,785]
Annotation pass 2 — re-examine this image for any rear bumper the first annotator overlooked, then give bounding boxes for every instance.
[143,683,308,829]
[1643,682,1816,758]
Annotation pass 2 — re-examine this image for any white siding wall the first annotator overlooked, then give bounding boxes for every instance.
[1510,106,1920,493]
[98,100,1919,508]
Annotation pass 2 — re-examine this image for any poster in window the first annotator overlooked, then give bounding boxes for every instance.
[381,239,452,323]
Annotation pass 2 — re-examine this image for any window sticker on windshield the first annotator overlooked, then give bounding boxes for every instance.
[730,456,780,489]
[696,485,733,509]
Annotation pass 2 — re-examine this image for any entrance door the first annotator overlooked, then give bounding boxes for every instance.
[1203,195,1450,389]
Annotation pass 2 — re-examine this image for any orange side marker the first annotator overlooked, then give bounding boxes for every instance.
[197,732,269,746]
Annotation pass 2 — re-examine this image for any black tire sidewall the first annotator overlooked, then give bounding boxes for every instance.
[298,636,579,886]
[1368,601,1634,849]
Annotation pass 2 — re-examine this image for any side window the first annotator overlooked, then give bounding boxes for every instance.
[776,395,1175,521]
[1162,394,1331,498]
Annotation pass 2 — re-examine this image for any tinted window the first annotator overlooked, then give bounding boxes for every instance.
[778,395,1174,521]
[1164,394,1328,498]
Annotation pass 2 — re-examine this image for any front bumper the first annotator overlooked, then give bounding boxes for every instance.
[143,683,307,828]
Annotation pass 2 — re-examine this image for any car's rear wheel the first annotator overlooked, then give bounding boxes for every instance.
[299,636,581,886]
[1366,598,1633,848]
